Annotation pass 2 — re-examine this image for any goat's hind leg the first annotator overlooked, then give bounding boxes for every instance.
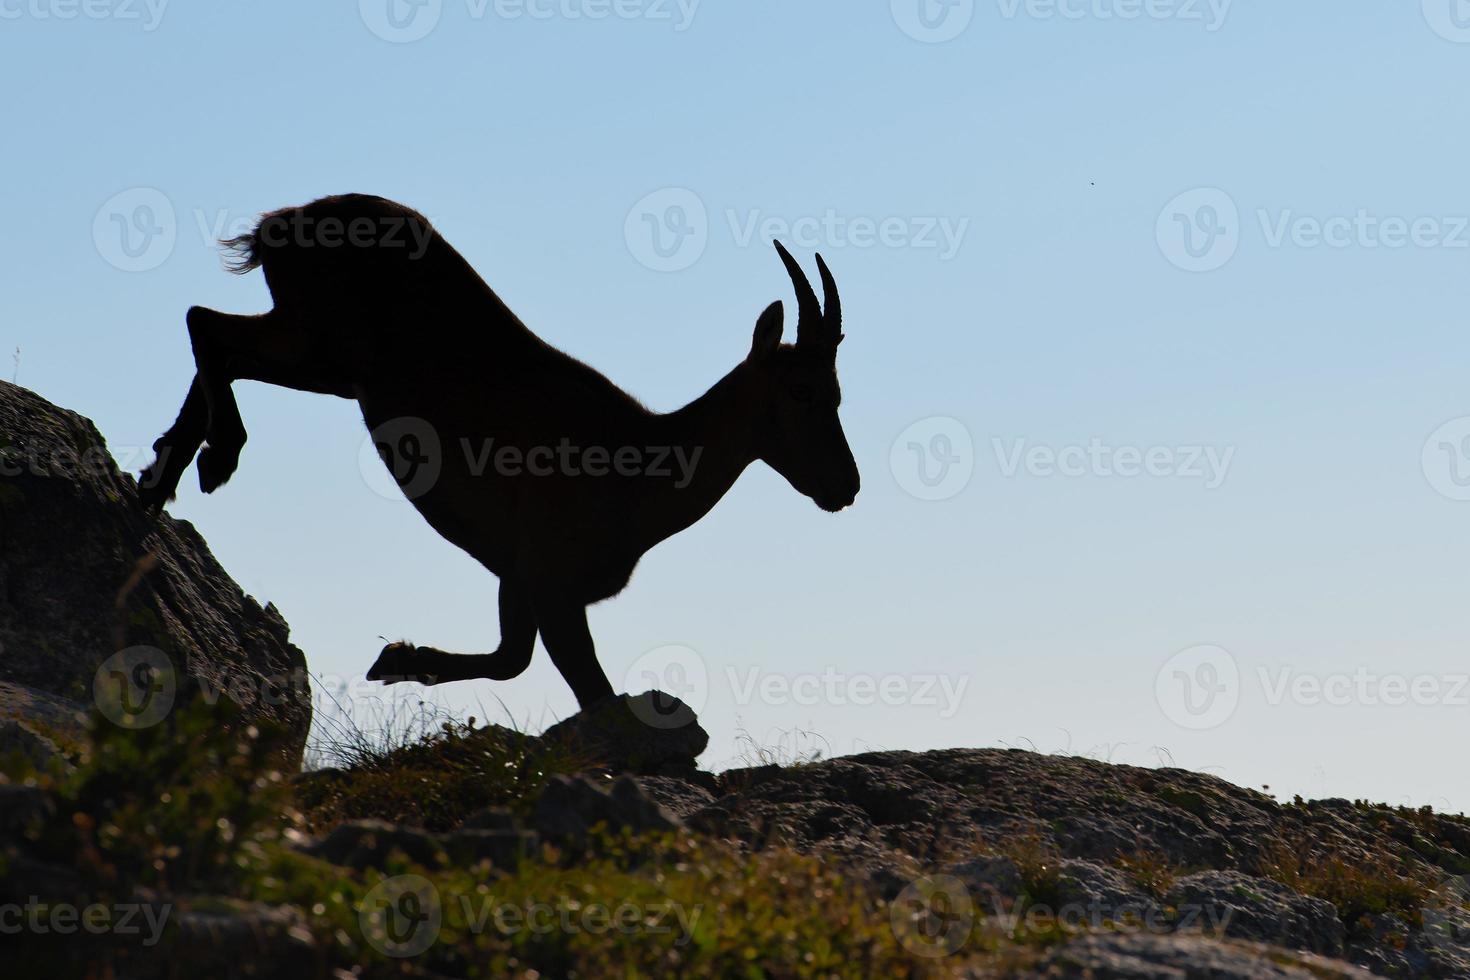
[530,591,616,709]
[368,578,538,686]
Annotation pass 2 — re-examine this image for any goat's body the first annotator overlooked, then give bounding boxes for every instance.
[245,195,691,599]
[140,194,857,708]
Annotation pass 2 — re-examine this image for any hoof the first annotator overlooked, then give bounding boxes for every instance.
[136,464,173,513]
[196,442,241,495]
[367,642,423,685]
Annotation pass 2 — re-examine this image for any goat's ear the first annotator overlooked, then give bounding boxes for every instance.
[749,301,784,361]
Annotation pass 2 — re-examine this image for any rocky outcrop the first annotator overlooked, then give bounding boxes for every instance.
[0,381,310,765]
[681,748,1470,977]
[1031,933,1378,979]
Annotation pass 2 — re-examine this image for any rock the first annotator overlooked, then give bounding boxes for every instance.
[1165,870,1344,956]
[0,382,311,766]
[1029,932,1377,979]
[0,783,53,835]
[633,774,717,820]
[0,681,88,772]
[445,828,538,868]
[946,854,1024,900]
[0,716,68,773]
[0,854,92,908]
[687,749,1284,878]
[102,900,316,980]
[461,806,517,831]
[530,774,683,845]
[302,819,448,870]
[300,817,535,872]
[540,691,708,775]
[1053,858,1161,923]
[677,747,1470,976]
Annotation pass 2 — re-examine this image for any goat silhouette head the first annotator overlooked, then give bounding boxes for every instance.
[747,243,860,513]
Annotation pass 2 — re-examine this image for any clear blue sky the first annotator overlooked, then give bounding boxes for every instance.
[4,1,1470,811]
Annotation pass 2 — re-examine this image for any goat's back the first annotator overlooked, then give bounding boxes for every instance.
[226,194,490,312]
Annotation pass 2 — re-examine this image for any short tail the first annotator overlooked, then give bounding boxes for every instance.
[220,228,263,275]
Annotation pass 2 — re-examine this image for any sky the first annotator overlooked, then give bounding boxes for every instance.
[3,1,1470,811]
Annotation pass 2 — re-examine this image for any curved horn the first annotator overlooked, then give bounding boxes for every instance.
[815,253,842,340]
[774,241,822,345]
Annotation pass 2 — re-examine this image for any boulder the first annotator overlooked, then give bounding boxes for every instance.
[530,773,683,845]
[301,818,534,872]
[0,680,88,771]
[1164,870,1345,957]
[540,691,707,776]
[0,381,310,766]
[1029,932,1377,979]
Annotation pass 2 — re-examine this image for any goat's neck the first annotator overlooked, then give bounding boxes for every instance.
[636,364,761,549]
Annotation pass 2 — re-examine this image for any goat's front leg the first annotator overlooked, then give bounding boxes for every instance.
[368,578,538,685]
[138,306,257,503]
[137,374,207,512]
[141,306,349,508]
[187,305,251,494]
